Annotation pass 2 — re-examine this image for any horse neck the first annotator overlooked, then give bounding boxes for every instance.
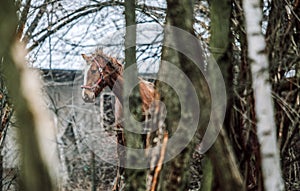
[108,73,124,105]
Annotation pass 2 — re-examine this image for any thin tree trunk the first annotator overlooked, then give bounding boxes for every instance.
[243,1,285,190]
[91,151,96,191]
[123,0,147,190]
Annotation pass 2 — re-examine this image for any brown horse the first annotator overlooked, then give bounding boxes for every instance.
[81,50,158,190]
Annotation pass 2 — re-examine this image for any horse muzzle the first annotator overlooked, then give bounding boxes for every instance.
[82,89,96,103]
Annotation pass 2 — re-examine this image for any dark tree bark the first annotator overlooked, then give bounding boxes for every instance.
[123,0,147,190]
[156,0,243,191]
[207,0,244,190]
[157,0,210,190]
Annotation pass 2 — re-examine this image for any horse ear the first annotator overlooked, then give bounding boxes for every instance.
[81,54,91,64]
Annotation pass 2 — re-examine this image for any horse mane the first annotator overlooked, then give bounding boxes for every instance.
[92,49,123,74]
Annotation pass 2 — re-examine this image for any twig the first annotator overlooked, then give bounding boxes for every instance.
[150,132,168,191]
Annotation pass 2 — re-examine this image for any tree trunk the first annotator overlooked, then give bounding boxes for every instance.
[157,1,244,191]
[243,0,285,190]
[207,0,244,190]
[0,1,55,191]
[123,0,147,190]
[157,0,209,190]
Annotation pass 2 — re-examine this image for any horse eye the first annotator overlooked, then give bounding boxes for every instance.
[91,69,97,74]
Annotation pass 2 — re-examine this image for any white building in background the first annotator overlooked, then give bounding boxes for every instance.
[1,68,156,190]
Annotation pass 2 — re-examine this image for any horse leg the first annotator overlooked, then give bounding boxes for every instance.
[112,126,126,191]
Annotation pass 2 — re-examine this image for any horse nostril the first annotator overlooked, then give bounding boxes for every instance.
[82,92,87,99]
[82,92,89,101]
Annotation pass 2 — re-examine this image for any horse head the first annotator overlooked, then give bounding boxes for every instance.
[81,51,123,103]
[81,53,109,102]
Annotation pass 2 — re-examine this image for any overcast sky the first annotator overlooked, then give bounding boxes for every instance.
[24,0,210,74]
